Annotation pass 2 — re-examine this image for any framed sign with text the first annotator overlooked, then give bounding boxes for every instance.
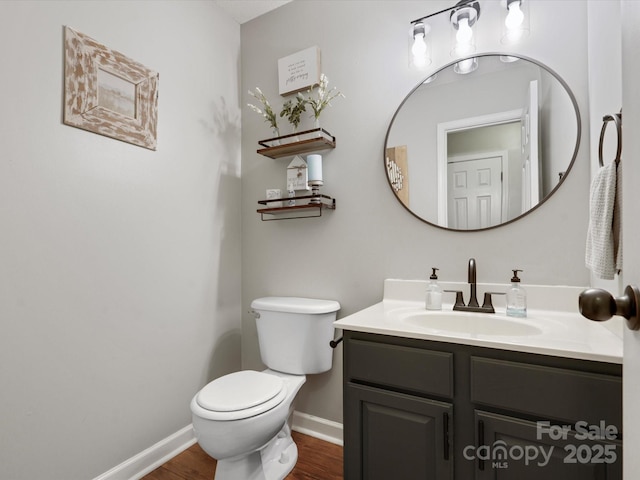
[278,46,321,96]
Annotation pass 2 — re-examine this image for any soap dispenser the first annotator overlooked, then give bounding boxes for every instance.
[506,269,527,318]
[425,268,443,310]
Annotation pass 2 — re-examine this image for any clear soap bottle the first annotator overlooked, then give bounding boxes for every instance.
[425,268,443,311]
[506,269,527,318]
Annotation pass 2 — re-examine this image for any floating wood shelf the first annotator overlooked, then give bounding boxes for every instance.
[257,194,336,221]
[257,128,336,159]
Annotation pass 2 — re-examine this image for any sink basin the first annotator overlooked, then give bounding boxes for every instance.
[397,310,543,337]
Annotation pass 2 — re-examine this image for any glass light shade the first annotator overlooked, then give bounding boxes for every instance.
[409,22,431,69]
[450,12,477,57]
[501,0,530,44]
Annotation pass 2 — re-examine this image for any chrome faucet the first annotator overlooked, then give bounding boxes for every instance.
[445,258,498,313]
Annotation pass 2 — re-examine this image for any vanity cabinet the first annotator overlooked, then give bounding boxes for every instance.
[344,338,454,479]
[343,331,622,480]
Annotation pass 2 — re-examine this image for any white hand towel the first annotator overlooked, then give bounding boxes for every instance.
[613,163,623,272]
[585,162,622,279]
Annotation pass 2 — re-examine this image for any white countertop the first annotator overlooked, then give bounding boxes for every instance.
[333,279,623,364]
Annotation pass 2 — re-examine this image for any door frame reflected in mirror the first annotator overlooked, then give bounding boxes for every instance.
[437,108,522,228]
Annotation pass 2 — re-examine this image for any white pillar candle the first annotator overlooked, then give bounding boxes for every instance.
[307,154,323,185]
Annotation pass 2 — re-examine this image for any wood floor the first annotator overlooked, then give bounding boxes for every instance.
[142,431,343,480]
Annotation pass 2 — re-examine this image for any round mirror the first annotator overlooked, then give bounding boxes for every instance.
[385,53,581,231]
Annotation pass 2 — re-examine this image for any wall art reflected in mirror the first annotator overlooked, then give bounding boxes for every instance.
[385,53,581,231]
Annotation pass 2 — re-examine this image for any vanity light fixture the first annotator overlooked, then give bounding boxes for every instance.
[409,22,431,69]
[408,0,531,73]
[502,0,529,44]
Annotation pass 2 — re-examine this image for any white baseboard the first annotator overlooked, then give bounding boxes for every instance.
[93,412,342,480]
[291,410,344,446]
[93,424,196,480]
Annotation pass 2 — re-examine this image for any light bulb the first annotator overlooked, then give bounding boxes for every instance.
[410,23,430,68]
[501,0,528,44]
[505,1,524,30]
[412,32,427,57]
[453,17,475,56]
[456,18,473,45]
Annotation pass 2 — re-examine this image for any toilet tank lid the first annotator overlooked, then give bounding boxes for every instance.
[251,297,340,314]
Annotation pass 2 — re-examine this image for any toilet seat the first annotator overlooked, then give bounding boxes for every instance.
[195,370,286,421]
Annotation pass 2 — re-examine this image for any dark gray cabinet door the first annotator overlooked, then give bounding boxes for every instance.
[474,411,622,480]
[345,383,453,480]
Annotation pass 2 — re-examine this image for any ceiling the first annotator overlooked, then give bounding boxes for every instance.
[213,0,293,24]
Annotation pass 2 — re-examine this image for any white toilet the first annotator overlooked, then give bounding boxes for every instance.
[190,296,340,480]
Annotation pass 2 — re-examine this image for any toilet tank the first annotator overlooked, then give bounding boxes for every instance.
[251,297,340,375]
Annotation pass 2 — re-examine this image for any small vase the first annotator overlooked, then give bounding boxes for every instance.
[314,118,322,136]
[291,126,300,143]
[271,128,281,146]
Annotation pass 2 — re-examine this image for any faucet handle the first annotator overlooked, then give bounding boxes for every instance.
[481,292,497,313]
[444,290,465,308]
[482,291,506,313]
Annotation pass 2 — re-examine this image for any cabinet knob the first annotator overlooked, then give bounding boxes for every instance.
[579,284,640,330]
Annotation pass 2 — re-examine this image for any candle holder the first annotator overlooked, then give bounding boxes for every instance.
[308,180,324,204]
[307,154,324,204]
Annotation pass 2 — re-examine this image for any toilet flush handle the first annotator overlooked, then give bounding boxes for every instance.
[579,284,640,330]
[248,309,260,319]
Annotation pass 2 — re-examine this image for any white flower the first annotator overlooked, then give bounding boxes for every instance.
[247,104,263,115]
[306,74,345,120]
[248,88,279,131]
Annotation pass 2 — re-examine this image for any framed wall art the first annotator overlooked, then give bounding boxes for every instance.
[277,46,321,96]
[63,26,159,150]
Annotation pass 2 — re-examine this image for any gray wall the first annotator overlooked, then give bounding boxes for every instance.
[0,2,242,478]
[241,0,590,425]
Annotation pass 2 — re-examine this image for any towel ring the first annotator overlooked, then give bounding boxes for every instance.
[598,112,622,167]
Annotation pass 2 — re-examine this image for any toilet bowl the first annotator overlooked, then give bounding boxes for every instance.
[190,297,340,480]
[191,369,305,479]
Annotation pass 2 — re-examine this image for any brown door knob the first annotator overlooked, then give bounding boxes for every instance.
[579,285,640,330]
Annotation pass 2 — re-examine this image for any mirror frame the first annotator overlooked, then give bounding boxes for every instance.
[384,53,582,232]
